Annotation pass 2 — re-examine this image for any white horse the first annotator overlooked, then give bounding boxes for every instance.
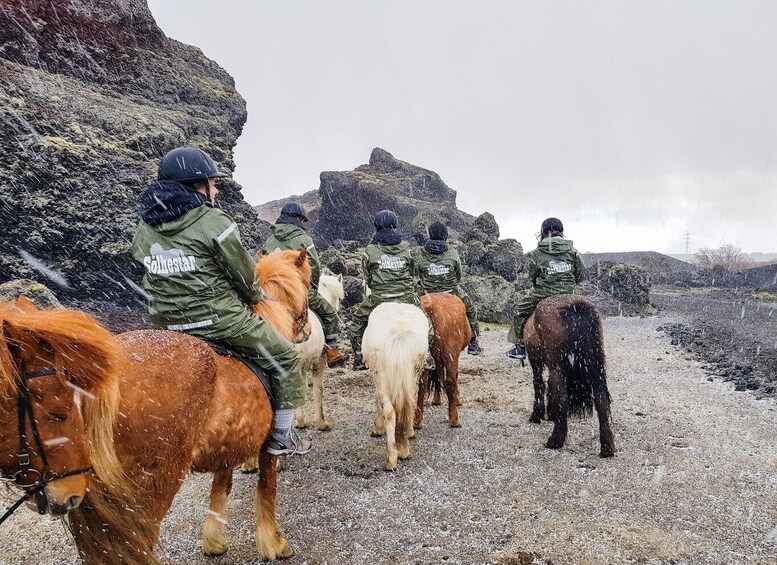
[241,273,344,474]
[363,302,429,471]
[294,273,344,431]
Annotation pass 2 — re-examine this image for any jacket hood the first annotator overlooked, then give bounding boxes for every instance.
[372,240,410,254]
[270,223,306,241]
[536,236,574,255]
[139,180,208,226]
[423,239,449,255]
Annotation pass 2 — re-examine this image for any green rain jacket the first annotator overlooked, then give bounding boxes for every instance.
[261,223,321,286]
[362,241,416,297]
[131,205,261,331]
[414,247,463,293]
[526,236,586,297]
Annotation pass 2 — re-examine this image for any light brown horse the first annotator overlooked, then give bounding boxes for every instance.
[524,294,615,458]
[0,297,149,539]
[415,293,472,429]
[67,249,312,563]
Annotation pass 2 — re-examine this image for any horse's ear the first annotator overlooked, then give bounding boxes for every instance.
[14,296,38,312]
[337,273,343,283]
[295,249,308,267]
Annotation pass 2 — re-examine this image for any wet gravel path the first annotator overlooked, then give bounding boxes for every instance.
[2,315,776,564]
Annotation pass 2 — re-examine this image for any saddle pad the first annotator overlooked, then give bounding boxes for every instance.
[206,342,275,406]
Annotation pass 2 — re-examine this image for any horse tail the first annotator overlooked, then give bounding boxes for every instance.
[557,299,609,419]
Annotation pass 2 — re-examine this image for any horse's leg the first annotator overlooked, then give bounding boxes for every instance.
[255,451,293,560]
[593,381,616,457]
[371,386,386,437]
[431,367,443,405]
[414,369,429,429]
[312,354,331,431]
[395,395,413,461]
[528,357,546,423]
[202,469,233,556]
[382,391,398,471]
[443,360,461,428]
[545,367,568,449]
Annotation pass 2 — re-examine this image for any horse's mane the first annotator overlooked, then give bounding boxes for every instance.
[253,251,311,341]
[318,274,344,309]
[0,301,126,482]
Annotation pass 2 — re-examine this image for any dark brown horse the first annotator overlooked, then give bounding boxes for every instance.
[415,293,472,429]
[524,294,615,457]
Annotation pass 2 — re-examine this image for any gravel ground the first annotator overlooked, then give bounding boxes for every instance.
[2,314,777,564]
[651,288,777,396]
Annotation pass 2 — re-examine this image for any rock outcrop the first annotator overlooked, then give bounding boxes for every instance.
[312,148,476,245]
[0,0,269,304]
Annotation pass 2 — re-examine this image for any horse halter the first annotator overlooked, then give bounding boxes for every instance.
[292,298,310,342]
[0,365,94,526]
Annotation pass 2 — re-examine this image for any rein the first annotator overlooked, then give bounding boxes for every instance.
[0,367,94,526]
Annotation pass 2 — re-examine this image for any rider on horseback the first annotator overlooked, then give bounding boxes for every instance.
[348,210,436,371]
[507,217,586,360]
[414,221,483,355]
[132,147,311,456]
[261,202,346,368]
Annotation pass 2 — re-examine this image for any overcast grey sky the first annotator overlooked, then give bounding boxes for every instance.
[147,1,776,253]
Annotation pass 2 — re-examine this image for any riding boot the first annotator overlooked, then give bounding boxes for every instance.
[323,341,346,368]
[466,337,482,356]
[352,350,367,371]
[424,350,436,370]
[506,342,526,360]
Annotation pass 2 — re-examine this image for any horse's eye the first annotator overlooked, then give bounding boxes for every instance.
[49,413,68,422]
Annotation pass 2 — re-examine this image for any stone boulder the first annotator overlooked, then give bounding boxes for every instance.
[588,262,652,307]
[459,214,524,282]
[464,212,500,244]
[0,0,268,305]
[460,275,519,324]
[0,279,63,309]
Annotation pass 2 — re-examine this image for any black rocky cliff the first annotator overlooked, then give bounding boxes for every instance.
[0,0,269,303]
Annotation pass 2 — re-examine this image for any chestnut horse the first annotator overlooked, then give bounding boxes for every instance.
[363,302,428,471]
[524,294,615,458]
[415,293,472,429]
[67,250,312,563]
[0,298,144,541]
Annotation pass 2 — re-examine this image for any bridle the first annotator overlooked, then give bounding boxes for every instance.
[0,365,94,526]
[293,300,311,342]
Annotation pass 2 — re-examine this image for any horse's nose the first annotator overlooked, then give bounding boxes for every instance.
[65,495,82,511]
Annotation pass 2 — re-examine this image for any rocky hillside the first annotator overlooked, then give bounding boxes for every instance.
[0,0,269,303]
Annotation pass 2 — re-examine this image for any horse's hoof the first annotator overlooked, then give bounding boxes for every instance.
[413,422,423,430]
[277,542,295,559]
[371,429,385,437]
[528,415,542,424]
[545,438,564,449]
[449,420,461,428]
[384,463,397,472]
[600,445,616,458]
[316,422,332,432]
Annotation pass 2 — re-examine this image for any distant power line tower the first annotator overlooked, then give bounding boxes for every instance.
[683,232,691,254]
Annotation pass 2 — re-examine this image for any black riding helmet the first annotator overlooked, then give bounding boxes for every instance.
[374,209,398,230]
[280,202,309,222]
[158,147,229,183]
[428,221,448,241]
[540,217,564,238]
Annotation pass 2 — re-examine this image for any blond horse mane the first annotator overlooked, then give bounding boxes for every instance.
[0,300,157,562]
[252,250,312,341]
[317,274,344,310]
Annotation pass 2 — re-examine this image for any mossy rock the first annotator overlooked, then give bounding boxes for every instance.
[0,279,63,309]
